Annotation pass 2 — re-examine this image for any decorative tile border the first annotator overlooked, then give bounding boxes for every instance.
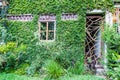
[7,13,78,21]
[7,14,33,21]
[39,14,56,21]
[61,13,78,21]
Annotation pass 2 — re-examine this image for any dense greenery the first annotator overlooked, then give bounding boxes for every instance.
[0,73,42,80]
[0,73,105,80]
[59,75,105,80]
[0,0,114,79]
[8,0,113,14]
[103,25,120,80]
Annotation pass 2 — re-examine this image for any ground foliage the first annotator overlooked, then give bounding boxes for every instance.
[0,73,105,80]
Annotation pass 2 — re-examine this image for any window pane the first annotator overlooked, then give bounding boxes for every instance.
[48,22,54,30]
[40,32,46,40]
[48,32,54,40]
[41,22,46,30]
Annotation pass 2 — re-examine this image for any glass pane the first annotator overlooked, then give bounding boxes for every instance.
[41,22,46,30]
[48,32,54,40]
[40,32,46,40]
[48,22,54,30]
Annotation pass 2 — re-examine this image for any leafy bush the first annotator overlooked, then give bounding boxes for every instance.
[107,65,120,80]
[25,43,51,75]
[54,45,84,69]
[0,42,26,54]
[68,59,84,74]
[0,42,27,72]
[0,42,16,54]
[106,50,120,80]
[0,42,16,71]
[43,60,65,79]
[15,44,27,53]
[0,55,6,70]
[14,63,29,75]
[103,25,120,80]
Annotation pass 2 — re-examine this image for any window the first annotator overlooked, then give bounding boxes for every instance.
[38,14,56,41]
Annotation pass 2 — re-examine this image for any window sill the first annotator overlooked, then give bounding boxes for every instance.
[40,40,55,42]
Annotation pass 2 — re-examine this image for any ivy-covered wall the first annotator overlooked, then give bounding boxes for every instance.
[4,1,87,72]
[9,0,86,14]
[8,0,113,14]
[0,0,114,75]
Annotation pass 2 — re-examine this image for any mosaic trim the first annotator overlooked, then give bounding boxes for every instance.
[61,13,78,20]
[7,14,33,21]
[39,14,56,21]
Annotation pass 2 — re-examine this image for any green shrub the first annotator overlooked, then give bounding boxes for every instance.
[0,42,26,54]
[0,42,16,54]
[107,65,120,80]
[0,55,6,70]
[68,59,84,74]
[0,42,27,72]
[0,42,17,71]
[106,50,120,80]
[15,44,27,53]
[25,44,51,75]
[44,60,65,79]
[14,63,29,75]
[55,46,84,69]
[103,25,120,80]
[26,61,40,76]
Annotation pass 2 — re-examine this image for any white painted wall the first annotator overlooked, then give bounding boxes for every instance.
[105,11,113,27]
[104,42,108,71]
[87,9,103,14]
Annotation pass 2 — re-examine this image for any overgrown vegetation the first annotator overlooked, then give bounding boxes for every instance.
[0,0,114,79]
[43,60,65,79]
[0,73,105,80]
[103,25,120,80]
[0,73,41,80]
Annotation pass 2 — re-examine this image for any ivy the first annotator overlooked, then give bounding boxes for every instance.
[8,0,113,14]
[0,0,114,75]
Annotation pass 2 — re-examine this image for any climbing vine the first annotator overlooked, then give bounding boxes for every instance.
[0,0,114,76]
